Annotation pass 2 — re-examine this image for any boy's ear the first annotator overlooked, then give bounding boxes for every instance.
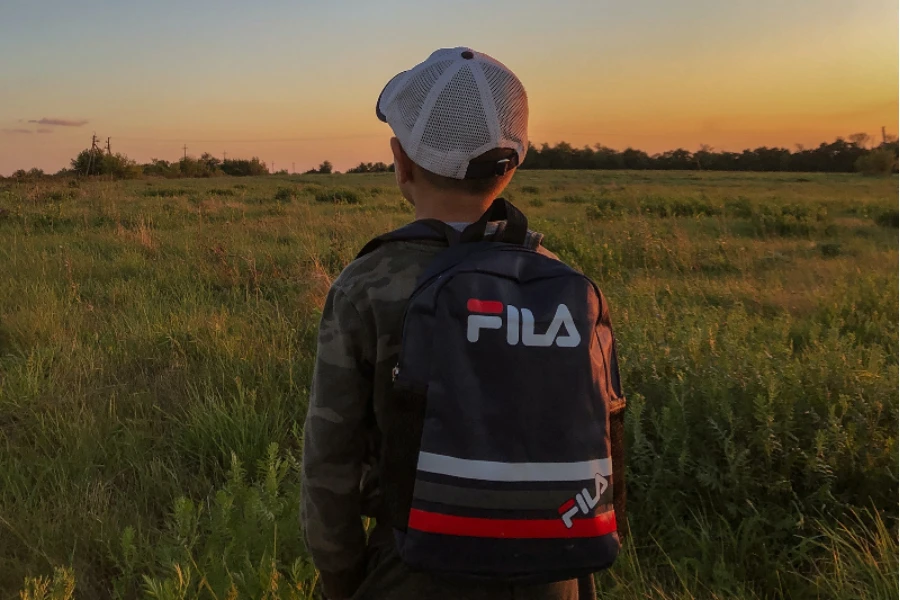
[390,137,415,185]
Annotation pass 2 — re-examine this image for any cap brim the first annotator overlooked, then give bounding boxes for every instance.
[375,71,407,123]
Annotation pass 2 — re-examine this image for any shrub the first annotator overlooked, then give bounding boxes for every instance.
[819,242,841,257]
[724,196,754,219]
[42,190,76,202]
[751,203,815,237]
[529,199,545,208]
[315,188,361,204]
[274,188,295,203]
[143,188,189,198]
[586,197,621,220]
[855,149,897,176]
[555,194,590,204]
[874,210,899,228]
[639,195,721,217]
[520,185,541,194]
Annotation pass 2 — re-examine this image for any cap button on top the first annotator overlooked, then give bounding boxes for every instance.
[461,50,474,59]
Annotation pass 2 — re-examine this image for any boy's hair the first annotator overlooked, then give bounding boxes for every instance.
[412,147,517,197]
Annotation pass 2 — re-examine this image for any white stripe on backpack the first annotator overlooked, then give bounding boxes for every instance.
[417,452,612,482]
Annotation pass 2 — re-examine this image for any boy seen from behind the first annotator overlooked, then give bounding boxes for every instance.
[302,47,625,600]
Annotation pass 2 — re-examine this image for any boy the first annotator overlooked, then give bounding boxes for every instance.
[302,48,616,600]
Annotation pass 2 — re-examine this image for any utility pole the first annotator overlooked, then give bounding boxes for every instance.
[86,133,100,176]
[183,144,188,160]
[223,151,227,162]
[272,161,275,173]
[106,137,111,155]
[882,126,887,145]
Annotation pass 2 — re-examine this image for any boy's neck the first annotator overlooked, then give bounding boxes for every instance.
[413,193,495,223]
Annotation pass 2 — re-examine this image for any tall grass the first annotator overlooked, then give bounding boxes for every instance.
[1,171,896,598]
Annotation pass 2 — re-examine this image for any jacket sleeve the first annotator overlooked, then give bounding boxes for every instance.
[301,285,374,599]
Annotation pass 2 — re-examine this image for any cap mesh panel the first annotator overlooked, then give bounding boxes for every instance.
[393,60,455,133]
[482,62,529,151]
[418,65,490,176]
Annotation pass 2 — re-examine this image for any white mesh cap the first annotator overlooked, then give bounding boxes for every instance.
[376,47,529,180]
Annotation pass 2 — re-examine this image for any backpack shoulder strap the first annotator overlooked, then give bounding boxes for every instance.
[355,219,460,259]
[355,199,537,260]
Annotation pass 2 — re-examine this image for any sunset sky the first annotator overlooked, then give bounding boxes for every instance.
[2,0,897,175]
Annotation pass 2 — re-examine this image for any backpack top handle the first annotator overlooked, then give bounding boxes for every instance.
[459,198,528,245]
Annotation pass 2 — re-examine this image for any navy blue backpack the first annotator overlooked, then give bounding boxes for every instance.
[357,198,626,583]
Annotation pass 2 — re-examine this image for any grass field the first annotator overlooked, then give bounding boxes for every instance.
[0,170,897,599]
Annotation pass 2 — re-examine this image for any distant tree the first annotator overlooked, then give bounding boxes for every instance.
[856,149,897,175]
[347,161,392,173]
[221,157,268,176]
[199,153,223,173]
[143,158,178,178]
[71,149,140,178]
[305,160,334,174]
[848,132,872,149]
[176,156,223,178]
[9,168,45,181]
[694,144,715,170]
[70,149,100,175]
[620,147,650,170]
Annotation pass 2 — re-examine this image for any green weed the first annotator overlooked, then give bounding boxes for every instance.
[314,188,361,204]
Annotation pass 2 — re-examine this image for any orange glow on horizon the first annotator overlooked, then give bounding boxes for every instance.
[2,1,896,175]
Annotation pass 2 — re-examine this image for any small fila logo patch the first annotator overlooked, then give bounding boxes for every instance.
[558,473,608,529]
[466,299,581,347]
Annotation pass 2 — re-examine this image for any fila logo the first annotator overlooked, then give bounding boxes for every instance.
[466,299,581,347]
[557,473,608,529]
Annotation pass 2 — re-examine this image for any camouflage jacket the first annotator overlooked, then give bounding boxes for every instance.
[301,225,560,598]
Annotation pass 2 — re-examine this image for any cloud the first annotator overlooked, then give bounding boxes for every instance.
[36,128,53,134]
[28,118,88,127]
[2,128,32,134]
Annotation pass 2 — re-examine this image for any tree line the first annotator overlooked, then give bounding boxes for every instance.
[519,134,898,175]
[2,133,896,181]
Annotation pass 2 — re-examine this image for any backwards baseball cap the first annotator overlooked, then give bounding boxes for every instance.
[376,47,529,180]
